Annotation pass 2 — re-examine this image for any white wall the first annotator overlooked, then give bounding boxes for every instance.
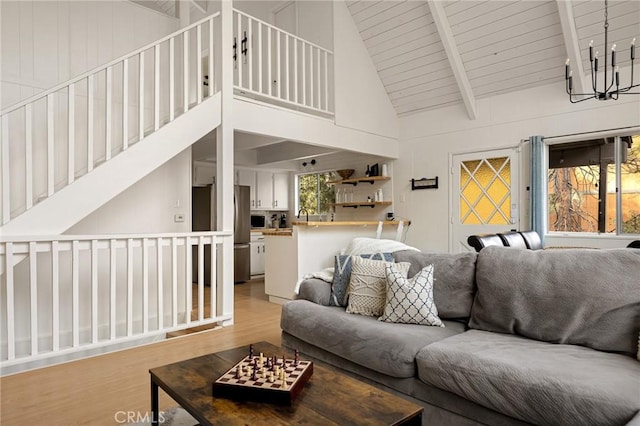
[66,149,191,234]
[332,0,398,139]
[1,0,179,109]
[394,79,640,252]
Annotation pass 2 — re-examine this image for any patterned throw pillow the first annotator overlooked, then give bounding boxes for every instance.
[345,257,410,317]
[379,264,444,327]
[330,253,394,306]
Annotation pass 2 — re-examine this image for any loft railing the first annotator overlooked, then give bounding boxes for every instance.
[232,9,334,116]
[0,231,232,372]
[0,12,221,226]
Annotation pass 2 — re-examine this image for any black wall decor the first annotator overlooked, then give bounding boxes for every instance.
[411,177,438,190]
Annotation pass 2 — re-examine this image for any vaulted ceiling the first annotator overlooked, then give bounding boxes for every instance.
[346,0,640,118]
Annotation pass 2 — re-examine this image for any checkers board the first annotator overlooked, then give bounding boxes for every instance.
[212,353,313,405]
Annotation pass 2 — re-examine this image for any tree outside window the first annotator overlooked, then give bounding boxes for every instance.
[547,135,640,234]
[297,172,335,215]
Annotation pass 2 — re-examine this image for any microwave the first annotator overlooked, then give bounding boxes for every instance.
[251,215,266,228]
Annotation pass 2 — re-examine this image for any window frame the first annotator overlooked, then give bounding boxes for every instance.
[295,171,334,216]
[542,132,640,237]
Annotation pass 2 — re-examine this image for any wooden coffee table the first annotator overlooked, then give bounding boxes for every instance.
[150,341,422,425]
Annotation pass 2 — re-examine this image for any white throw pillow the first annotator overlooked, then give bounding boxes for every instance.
[346,256,410,317]
[379,264,444,327]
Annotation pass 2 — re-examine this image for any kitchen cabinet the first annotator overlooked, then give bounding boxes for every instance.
[250,233,265,275]
[256,171,274,210]
[235,168,290,211]
[237,169,257,210]
[193,162,215,186]
[272,172,289,210]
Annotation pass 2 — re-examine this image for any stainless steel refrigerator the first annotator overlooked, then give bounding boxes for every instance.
[192,184,251,283]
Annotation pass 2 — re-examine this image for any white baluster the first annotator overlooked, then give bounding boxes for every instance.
[88,75,94,172]
[294,40,298,103]
[210,236,217,318]
[285,34,290,101]
[198,236,204,322]
[237,12,243,89]
[127,238,133,337]
[123,59,129,150]
[68,84,75,183]
[157,237,164,330]
[91,239,98,343]
[154,45,160,131]
[139,51,145,141]
[267,28,272,96]
[47,93,54,196]
[25,104,33,209]
[277,32,281,98]
[169,38,175,122]
[1,115,10,224]
[196,25,202,104]
[171,237,178,327]
[302,44,306,106]
[106,66,112,160]
[29,241,38,355]
[258,22,263,94]
[143,237,149,333]
[248,18,253,92]
[5,242,15,359]
[110,239,117,340]
[209,18,215,96]
[183,30,189,113]
[310,47,314,108]
[185,236,192,325]
[52,240,60,351]
[72,240,80,347]
[316,48,321,110]
[324,51,329,112]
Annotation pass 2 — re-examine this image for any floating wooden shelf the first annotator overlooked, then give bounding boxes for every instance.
[331,201,392,209]
[327,176,390,186]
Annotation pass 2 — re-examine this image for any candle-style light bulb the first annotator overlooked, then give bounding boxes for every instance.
[589,40,594,61]
[565,59,570,79]
[611,44,617,67]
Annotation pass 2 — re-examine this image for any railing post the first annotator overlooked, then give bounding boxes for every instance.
[157,237,164,329]
[197,25,203,104]
[72,240,80,347]
[52,240,60,352]
[110,239,117,340]
[183,30,190,113]
[198,236,205,321]
[91,239,98,343]
[209,18,215,96]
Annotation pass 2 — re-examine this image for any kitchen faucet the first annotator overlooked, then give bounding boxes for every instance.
[297,208,309,222]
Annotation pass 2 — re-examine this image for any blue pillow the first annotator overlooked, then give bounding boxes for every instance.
[330,252,394,306]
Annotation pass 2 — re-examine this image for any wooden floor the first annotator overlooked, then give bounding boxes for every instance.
[0,277,282,426]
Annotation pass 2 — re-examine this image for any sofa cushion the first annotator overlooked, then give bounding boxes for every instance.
[297,278,332,306]
[331,253,394,307]
[393,250,477,320]
[416,329,640,426]
[469,246,640,356]
[379,264,443,327]
[281,299,466,378]
[346,257,410,317]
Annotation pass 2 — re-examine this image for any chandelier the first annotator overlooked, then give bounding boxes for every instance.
[565,0,638,103]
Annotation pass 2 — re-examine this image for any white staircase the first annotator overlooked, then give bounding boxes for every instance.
[1,12,221,236]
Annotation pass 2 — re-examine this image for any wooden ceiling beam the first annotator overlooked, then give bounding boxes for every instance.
[556,0,589,96]
[426,1,478,120]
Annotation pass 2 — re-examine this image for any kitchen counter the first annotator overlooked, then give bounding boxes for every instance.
[264,219,411,304]
[292,220,410,226]
[261,228,293,236]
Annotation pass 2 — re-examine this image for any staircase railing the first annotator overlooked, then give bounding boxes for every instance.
[0,231,232,373]
[0,12,221,226]
[232,9,334,116]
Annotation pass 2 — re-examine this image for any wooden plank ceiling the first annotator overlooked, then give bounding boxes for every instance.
[347,0,640,117]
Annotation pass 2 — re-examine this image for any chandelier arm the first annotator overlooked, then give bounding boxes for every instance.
[570,94,597,103]
[590,59,598,93]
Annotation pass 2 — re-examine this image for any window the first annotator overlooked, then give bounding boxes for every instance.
[297,172,335,215]
[547,135,640,234]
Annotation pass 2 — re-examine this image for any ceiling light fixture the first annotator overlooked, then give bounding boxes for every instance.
[565,0,638,103]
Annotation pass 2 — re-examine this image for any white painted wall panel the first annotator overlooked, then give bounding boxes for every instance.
[333,1,398,139]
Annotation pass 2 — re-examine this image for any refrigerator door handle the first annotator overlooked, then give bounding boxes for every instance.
[234,193,238,235]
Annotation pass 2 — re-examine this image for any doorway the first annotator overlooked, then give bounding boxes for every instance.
[451,148,520,252]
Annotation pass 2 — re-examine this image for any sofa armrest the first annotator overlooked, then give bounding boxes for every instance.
[297,278,332,306]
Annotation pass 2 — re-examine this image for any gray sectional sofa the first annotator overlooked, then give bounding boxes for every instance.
[281,246,640,425]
